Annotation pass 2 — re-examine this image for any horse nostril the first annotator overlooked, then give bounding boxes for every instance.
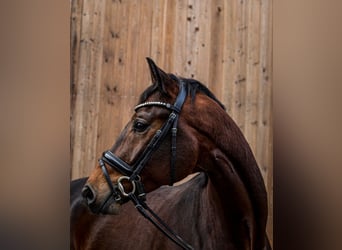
[82,184,97,205]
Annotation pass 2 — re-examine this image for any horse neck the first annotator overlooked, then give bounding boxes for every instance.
[203,148,257,249]
[187,100,268,249]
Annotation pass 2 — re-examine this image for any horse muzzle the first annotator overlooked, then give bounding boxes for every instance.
[82,184,97,206]
[81,177,142,215]
[81,183,121,214]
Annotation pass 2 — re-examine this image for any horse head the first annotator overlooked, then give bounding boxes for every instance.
[82,58,217,214]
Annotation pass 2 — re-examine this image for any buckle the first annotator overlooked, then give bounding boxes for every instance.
[117,176,136,197]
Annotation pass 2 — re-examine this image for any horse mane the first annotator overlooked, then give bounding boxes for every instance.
[138,74,226,110]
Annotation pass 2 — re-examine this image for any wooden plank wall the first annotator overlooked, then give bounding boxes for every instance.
[71,0,272,244]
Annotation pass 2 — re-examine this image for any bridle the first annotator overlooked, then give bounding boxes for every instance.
[98,77,193,250]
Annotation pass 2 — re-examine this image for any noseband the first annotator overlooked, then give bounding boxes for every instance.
[98,77,193,250]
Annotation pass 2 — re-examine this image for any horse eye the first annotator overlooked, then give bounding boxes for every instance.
[133,120,149,132]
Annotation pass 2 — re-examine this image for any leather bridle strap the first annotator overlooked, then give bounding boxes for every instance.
[130,111,178,182]
[102,151,133,176]
[129,193,194,250]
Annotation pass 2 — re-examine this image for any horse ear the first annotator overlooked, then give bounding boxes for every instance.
[146,57,174,96]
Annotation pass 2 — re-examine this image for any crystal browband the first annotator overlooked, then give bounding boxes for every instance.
[134,102,173,111]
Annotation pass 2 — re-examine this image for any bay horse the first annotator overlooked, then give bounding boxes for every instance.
[71,58,271,250]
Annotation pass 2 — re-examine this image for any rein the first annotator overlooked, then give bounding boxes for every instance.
[98,78,193,250]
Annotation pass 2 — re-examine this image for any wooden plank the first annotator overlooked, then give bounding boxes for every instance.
[94,0,119,159]
[150,0,165,63]
[208,0,225,99]
[221,0,236,114]
[244,0,262,158]
[95,0,129,162]
[259,0,273,245]
[173,0,188,74]
[231,0,248,132]
[163,0,176,70]
[70,0,83,166]
[134,0,153,99]
[185,0,198,79]
[71,0,106,179]
[194,1,211,84]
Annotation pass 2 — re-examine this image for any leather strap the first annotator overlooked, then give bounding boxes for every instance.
[129,193,194,250]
